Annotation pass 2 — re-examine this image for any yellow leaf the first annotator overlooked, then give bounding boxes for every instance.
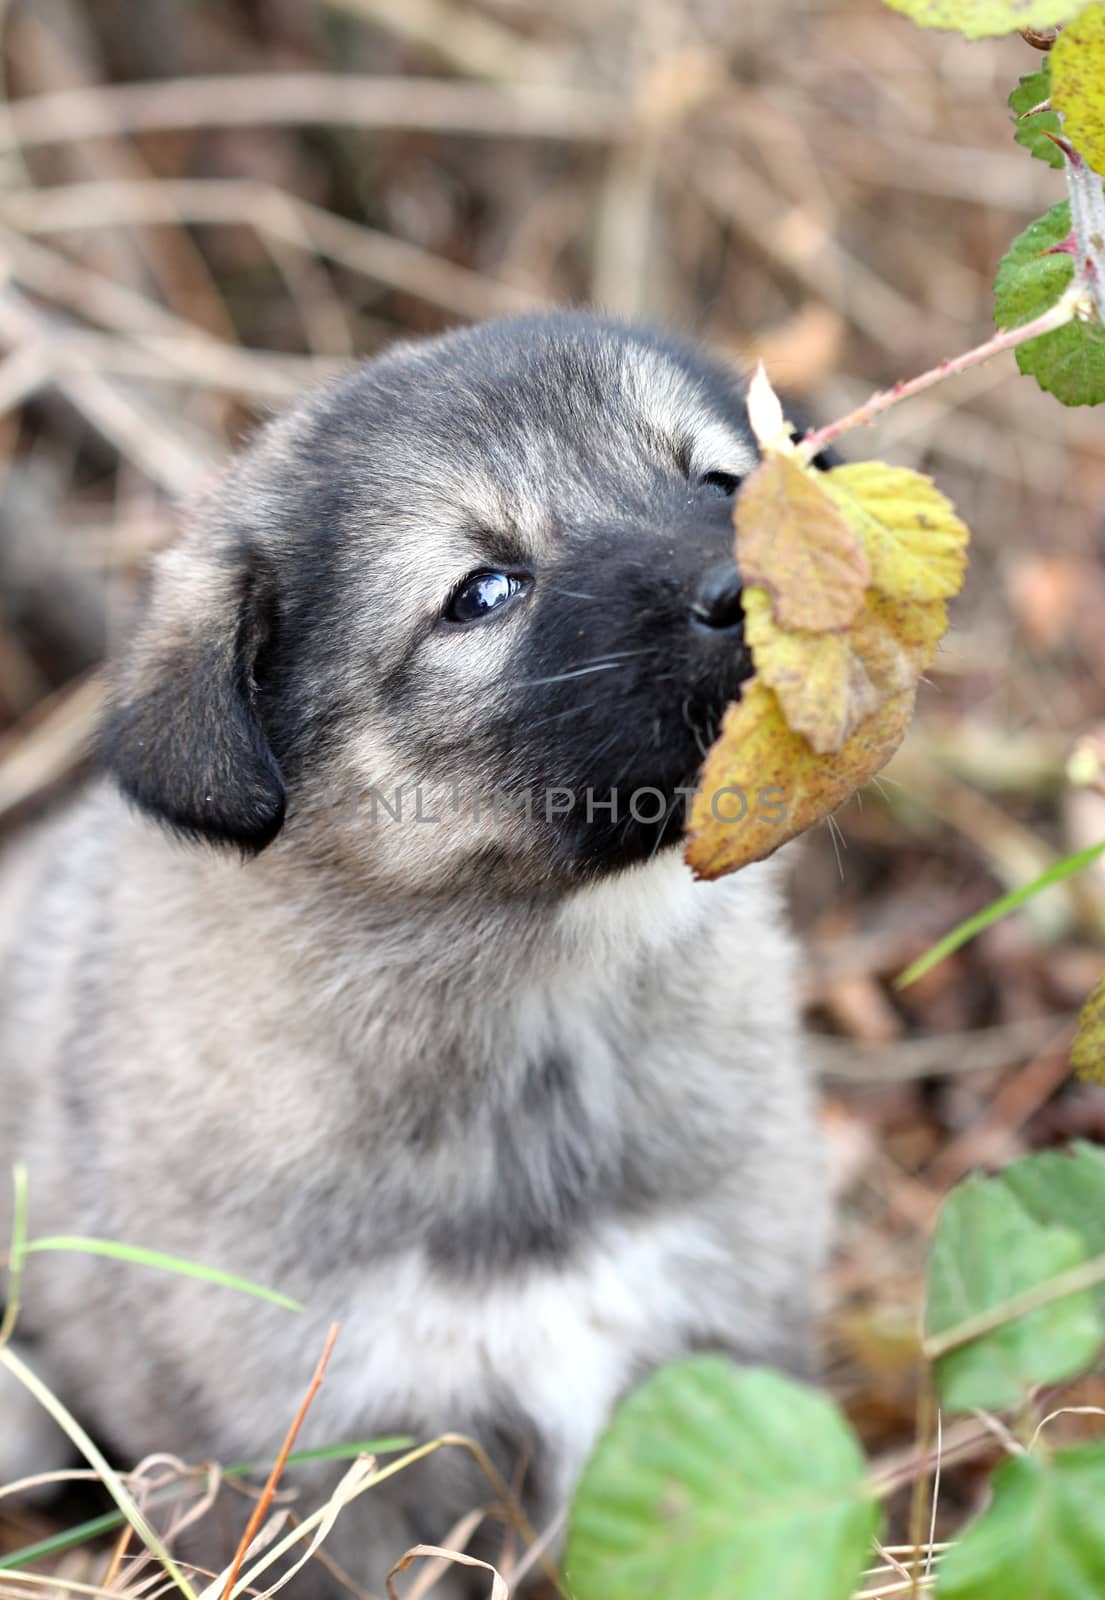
[1053,5,1105,180]
[1072,974,1105,1084]
[684,679,915,879]
[736,452,870,632]
[743,586,947,755]
[825,462,969,603]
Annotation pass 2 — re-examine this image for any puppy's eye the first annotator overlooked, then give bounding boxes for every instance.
[701,471,741,498]
[444,570,530,625]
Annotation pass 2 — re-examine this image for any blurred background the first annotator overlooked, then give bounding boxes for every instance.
[1,0,1105,1569]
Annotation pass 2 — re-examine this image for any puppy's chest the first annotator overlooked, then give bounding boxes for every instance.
[400,987,688,1276]
[337,1210,727,1503]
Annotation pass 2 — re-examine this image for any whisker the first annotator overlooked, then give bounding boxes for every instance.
[513,647,661,689]
[515,662,625,686]
[576,647,660,663]
[527,702,600,729]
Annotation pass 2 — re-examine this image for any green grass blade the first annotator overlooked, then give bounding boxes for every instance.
[896,838,1105,989]
[0,1162,29,1350]
[249,1437,414,1468]
[0,1509,126,1570]
[0,1438,415,1572]
[0,1344,197,1600]
[23,1236,302,1311]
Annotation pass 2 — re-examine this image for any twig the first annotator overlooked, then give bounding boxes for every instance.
[251,188,356,359]
[694,160,935,353]
[12,3,236,342]
[0,178,547,322]
[0,341,51,416]
[905,1377,935,1600]
[12,328,348,397]
[798,284,1088,458]
[813,1014,1079,1083]
[0,222,239,344]
[1,75,621,149]
[0,285,216,493]
[325,0,552,82]
[0,672,105,828]
[219,1323,341,1600]
[869,1416,999,1499]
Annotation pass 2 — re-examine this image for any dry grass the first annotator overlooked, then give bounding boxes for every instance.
[2,0,1105,1592]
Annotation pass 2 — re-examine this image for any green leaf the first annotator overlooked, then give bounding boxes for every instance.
[1010,61,1064,169]
[1003,1142,1105,1306]
[1052,3,1105,179]
[881,0,1087,39]
[23,1235,302,1311]
[940,1446,1105,1599]
[565,1358,880,1600]
[994,201,1105,406]
[896,837,1105,987]
[925,1176,1103,1413]
[1071,973,1105,1083]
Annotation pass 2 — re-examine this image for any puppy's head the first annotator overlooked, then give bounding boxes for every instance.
[105,312,774,890]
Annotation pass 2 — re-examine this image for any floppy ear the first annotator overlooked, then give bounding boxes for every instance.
[101,528,286,853]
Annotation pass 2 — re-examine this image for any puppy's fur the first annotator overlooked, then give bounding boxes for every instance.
[0,313,825,1592]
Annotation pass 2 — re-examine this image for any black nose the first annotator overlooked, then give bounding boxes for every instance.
[691,560,745,633]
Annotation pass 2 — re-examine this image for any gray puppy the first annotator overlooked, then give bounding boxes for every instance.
[0,312,825,1594]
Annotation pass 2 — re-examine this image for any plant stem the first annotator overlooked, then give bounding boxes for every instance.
[923,1249,1105,1361]
[0,1343,197,1600]
[0,1164,28,1351]
[799,285,1084,459]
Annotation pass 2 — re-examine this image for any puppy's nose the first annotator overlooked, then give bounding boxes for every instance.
[691,560,745,633]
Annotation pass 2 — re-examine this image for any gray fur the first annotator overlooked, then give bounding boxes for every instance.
[0,313,825,1595]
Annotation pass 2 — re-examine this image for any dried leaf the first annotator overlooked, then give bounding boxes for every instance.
[736,453,870,632]
[824,462,969,603]
[744,585,946,755]
[685,680,914,879]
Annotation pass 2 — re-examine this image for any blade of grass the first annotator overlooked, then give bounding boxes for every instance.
[896,838,1105,988]
[0,1439,415,1572]
[231,1433,568,1600]
[0,1163,29,1350]
[0,1344,197,1600]
[23,1236,302,1311]
[215,1322,340,1600]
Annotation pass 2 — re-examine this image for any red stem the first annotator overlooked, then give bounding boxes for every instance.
[799,291,1079,459]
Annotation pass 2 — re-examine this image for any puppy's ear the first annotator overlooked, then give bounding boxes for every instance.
[102,528,286,853]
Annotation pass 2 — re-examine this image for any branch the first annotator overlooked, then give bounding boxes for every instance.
[0,176,546,322]
[1053,133,1105,327]
[798,283,1086,459]
[220,1323,340,1600]
[1,74,620,151]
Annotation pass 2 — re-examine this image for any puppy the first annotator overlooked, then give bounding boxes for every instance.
[0,312,825,1594]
